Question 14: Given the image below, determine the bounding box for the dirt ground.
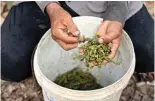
[1,74,154,101]
[1,1,154,101]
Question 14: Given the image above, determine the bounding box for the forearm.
[104,1,128,26]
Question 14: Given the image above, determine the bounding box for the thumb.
[66,18,80,36]
[97,21,109,43]
[99,31,119,44]
[98,21,122,44]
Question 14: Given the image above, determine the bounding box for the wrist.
[114,21,123,28]
[46,2,62,19]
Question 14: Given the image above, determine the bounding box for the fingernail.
[89,62,95,67]
[103,60,108,65]
[78,48,84,53]
[98,38,104,43]
[74,31,80,36]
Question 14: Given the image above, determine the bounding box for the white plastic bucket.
[33,16,135,101]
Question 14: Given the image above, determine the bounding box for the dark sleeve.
[103,1,128,25]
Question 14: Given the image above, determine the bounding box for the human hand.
[97,20,122,64]
[46,3,80,50]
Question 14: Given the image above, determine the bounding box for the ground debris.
[1,78,43,101]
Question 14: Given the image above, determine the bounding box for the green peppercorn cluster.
[54,67,103,90]
[74,34,120,70]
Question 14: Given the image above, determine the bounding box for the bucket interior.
[37,17,133,88]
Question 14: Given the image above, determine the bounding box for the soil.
[1,74,154,101]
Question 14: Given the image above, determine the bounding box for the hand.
[97,20,122,63]
[46,3,80,50]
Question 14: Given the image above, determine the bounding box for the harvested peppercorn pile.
[54,67,103,90]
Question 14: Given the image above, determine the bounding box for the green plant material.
[54,67,103,90]
[74,33,120,70]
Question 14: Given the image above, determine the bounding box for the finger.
[78,35,85,42]
[65,43,78,50]
[55,39,78,51]
[97,21,109,36]
[97,21,109,43]
[66,18,80,36]
[68,33,84,42]
[78,48,84,53]
[89,62,95,67]
[103,38,120,64]
[109,39,120,59]
[53,29,78,44]
[100,30,121,44]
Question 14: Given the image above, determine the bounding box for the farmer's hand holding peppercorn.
[46,3,81,51]
[97,20,122,63]
[46,3,122,61]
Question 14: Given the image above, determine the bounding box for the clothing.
[124,6,154,73]
[1,2,50,82]
[1,2,154,82]
[15,1,143,25]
